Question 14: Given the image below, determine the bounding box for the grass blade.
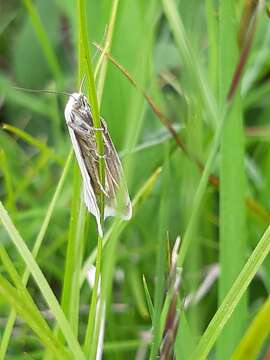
[0,274,71,360]
[77,0,105,356]
[232,297,270,360]
[190,222,270,359]
[0,201,85,360]
[217,1,247,357]
[0,150,73,359]
[162,0,218,126]
[150,148,170,359]
[60,164,85,337]
[22,0,61,81]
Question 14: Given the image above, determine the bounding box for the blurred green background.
[0,0,270,359]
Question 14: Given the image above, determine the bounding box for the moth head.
[70,92,89,110]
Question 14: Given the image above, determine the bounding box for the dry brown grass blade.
[238,0,258,49]
[228,0,259,101]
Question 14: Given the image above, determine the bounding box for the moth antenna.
[79,74,86,93]
[12,86,72,98]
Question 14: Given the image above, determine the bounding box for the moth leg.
[67,122,102,141]
[67,121,90,139]
[104,138,112,156]
[105,160,119,188]
[92,151,107,160]
[99,181,109,197]
[71,110,104,131]
[68,122,109,161]
[86,157,109,198]
[91,163,109,197]
[83,123,104,132]
[77,117,104,132]
[101,119,108,134]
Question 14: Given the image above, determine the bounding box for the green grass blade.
[127,265,148,319]
[2,123,64,166]
[177,106,227,267]
[22,0,61,82]
[217,1,247,357]
[77,0,105,356]
[205,0,218,92]
[150,148,170,359]
[0,274,71,360]
[142,275,154,321]
[96,0,120,102]
[77,0,104,186]
[0,149,15,210]
[190,223,270,360]
[0,150,73,359]
[79,2,121,356]
[0,201,85,360]
[0,245,71,360]
[1,74,49,115]
[162,0,218,126]
[61,164,85,337]
[231,297,270,360]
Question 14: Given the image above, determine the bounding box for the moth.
[64,92,132,236]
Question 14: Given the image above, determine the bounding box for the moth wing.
[102,119,132,220]
[65,105,103,237]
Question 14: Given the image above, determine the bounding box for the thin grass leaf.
[190,222,270,360]
[77,0,105,356]
[205,0,218,92]
[103,339,147,352]
[150,147,170,360]
[162,0,218,127]
[77,0,104,186]
[217,1,247,356]
[177,0,258,267]
[231,297,270,360]
[0,149,14,210]
[0,150,73,360]
[0,75,49,116]
[14,152,50,199]
[95,0,120,102]
[0,244,71,359]
[142,275,154,321]
[22,0,61,81]
[0,201,85,360]
[60,164,85,337]
[2,124,64,166]
[0,274,71,360]
[78,2,121,357]
[127,265,149,319]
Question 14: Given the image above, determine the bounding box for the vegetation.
[0,0,269,359]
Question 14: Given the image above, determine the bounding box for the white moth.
[64,92,132,236]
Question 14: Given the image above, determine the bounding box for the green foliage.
[0,1,270,359]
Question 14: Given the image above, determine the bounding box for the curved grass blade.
[0,186,85,360]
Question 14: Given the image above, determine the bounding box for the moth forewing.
[101,122,132,220]
[64,92,132,236]
[64,94,103,236]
